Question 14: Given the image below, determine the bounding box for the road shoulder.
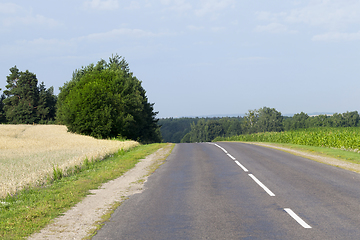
[28,144,174,240]
[243,142,360,174]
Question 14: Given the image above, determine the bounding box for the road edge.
[239,142,360,174]
[27,143,174,240]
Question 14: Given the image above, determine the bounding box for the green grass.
[0,143,168,240]
[255,142,360,164]
[215,127,360,152]
[214,127,360,167]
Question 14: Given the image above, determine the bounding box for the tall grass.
[0,125,138,198]
[215,127,360,152]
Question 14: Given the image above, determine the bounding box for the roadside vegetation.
[214,128,360,164]
[215,127,360,150]
[159,107,360,143]
[0,143,167,239]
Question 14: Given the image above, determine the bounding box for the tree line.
[0,54,161,143]
[159,107,360,143]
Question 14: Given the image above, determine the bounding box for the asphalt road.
[93,142,360,240]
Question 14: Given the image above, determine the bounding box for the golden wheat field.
[0,125,139,198]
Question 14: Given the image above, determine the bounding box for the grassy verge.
[253,142,360,164]
[0,143,167,240]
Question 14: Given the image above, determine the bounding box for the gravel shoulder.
[28,144,174,240]
[246,142,360,174]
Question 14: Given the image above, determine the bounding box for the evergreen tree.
[0,92,5,123]
[3,66,57,124]
[37,83,57,123]
[4,67,39,123]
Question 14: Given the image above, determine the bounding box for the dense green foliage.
[181,117,242,143]
[56,55,161,143]
[283,111,360,130]
[180,107,282,143]
[1,66,57,124]
[242,107,283,133]
[214,127,360,151]
[159,107,360,143]
[158,117,201,143]
[0,93,5,123]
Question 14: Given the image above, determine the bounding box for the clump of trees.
[0,66,57,124]
[180,107,282,143]
[180,118,242,143]
[0,55,162,143]
[283,111,360,129]
[56,54,161,143]
[159,107,360,143]
[158,117,201,143]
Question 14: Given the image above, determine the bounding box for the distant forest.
[158,107,360,143]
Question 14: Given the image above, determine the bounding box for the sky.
[0,0,359,118]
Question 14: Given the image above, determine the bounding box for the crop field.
[215,127,360,152]
[0,125,138,198]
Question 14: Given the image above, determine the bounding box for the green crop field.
[215,127,360,152]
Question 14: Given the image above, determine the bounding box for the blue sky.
[0,0,359,118]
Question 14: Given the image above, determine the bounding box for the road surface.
[93,142,360,239]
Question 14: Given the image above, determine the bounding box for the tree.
[242,109,259,134]
[308,114,329,127]
[329,113,344,127]
[291,112,309,129]
[56,54,161,143]
[37,83,57,123]
[3,66,57,124]
[256,107,283,132]
[343,111,359,127]
[0,91,5,123]
[205,120,225,141]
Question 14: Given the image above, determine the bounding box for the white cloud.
[312,31,360,41]
[83,0,119,10]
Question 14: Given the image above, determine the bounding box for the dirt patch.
[246,142,360,174]
[28,144,173,240]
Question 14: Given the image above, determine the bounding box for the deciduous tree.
[56,54,161,143]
